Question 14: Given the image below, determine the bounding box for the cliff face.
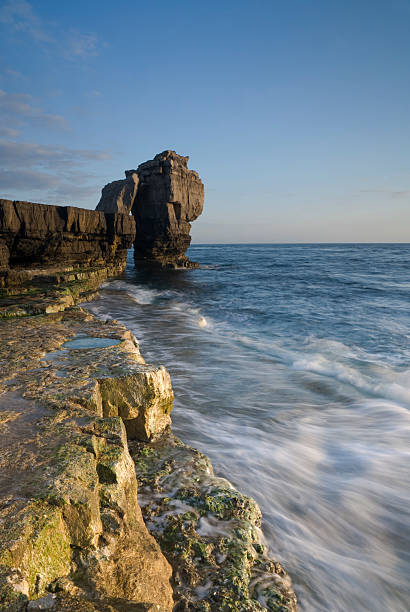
[0,199,136,288]
[96,151,204,268]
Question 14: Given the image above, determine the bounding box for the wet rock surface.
[0,308,174,611]
[131,432,297,612]
[0,264,124,318]
[96,151,204,268]
[0,308,173,440]
[0,294,297,611]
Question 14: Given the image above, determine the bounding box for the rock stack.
[96,151,204,268]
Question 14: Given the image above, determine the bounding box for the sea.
[86,244,410,612]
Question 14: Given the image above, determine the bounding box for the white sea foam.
[101,280,215,331]
[101,280,175,304]
[291,354,410,408]
[197,516,236,537]
[213,328,410,408]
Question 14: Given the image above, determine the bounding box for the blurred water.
[86,244,410,611]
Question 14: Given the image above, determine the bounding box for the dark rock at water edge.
[0,199,136,315]
[96,151,204,268]
[0,199,135,287]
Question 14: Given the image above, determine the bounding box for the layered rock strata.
[96,151,204,268]
[0,199,136,289]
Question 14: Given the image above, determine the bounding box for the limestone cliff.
[0,179,298,611]
[96,151,204,268]
[0,199,136,288]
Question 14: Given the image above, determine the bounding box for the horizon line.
[190,241,410,245]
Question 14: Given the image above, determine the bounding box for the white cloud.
[0,0,53,43]
[0,1,100,58]
[0,140,111,205]
[66,31,99,58]
[0,89,69,131]
[0,127,19,138]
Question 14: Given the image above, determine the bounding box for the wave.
[205,328,410,409]
[101,277,410,409]
[101,280,176,304]
[100,280,214,329]
[291,355,410,408]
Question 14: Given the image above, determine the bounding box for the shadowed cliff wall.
[0,199,135,287]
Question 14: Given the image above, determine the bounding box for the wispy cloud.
[0,89,69,131]
[88,90,103,98]
[0,168,60,191]
[4,68,25,79]
[0,127,20,138]
[0,140,111,205]
[0,0,53,43]
[0,140,110,168]
[66,31,99,58]
[359,189,410,199]
[0,0,100,58]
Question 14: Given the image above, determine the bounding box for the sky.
[0,0,409,243]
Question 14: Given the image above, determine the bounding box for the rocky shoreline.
[0,271,297,611]
[0,151,298,610]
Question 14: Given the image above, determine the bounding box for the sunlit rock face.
[96,173,139,214]
[96,151,204,268]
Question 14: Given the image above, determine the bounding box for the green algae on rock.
[0,263,127,318]
[130,432,297,612]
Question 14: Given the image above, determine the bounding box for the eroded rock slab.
[0,308,173,440]
[0,308,174,611]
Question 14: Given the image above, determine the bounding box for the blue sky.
[0,0,409,242]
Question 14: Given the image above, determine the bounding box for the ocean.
[86,244,410,612]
